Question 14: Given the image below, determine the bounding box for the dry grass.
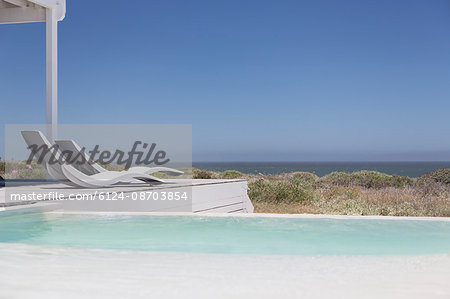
[312,185,450,217]
[252,184,450,217]
[191,168,450,217]
[253,202,318,214]
[247,169,450,217]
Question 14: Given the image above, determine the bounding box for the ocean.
[192,162,450,178]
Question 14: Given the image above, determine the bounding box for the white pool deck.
[0,179,254,214]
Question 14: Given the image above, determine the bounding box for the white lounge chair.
[21,131,169,188]
[54,139,184,177]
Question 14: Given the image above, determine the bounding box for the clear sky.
[1,0,450,161]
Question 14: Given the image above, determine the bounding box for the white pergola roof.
[1,0,66,142]
[0,0,65,24]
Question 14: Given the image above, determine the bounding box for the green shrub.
[220,170,244,179]
[351,171,394,188]
[193,168,214,179]
[97,163,125,172]
[152,172,169,179]
[0,161,5,179]
[390,174,414,188]
[4,160,47,179]
[419,168,450,185]
[319,171,412,189]
[248,178,315,203]
[319,172,354,186]
[290,172,319,184]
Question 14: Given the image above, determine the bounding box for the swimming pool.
[1,213,449,255]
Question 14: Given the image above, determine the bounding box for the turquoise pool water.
[1,213,449,255]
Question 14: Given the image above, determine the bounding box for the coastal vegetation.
[193,168,450,217]
[2,159,449,217]
[0,160,45,180]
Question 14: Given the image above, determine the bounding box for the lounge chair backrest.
[21,130,68,181]
[55,140,106,175]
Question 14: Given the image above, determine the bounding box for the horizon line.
[193,161,450,163]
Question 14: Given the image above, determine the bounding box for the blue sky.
[1,0,450,161]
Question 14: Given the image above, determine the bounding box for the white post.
[46,7,57,142]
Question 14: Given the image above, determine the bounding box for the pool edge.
[44,210,450,221]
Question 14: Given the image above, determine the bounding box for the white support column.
[46,7,57,142]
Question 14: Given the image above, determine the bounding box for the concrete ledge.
[44,211,450,221]
[1,179,254,214]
